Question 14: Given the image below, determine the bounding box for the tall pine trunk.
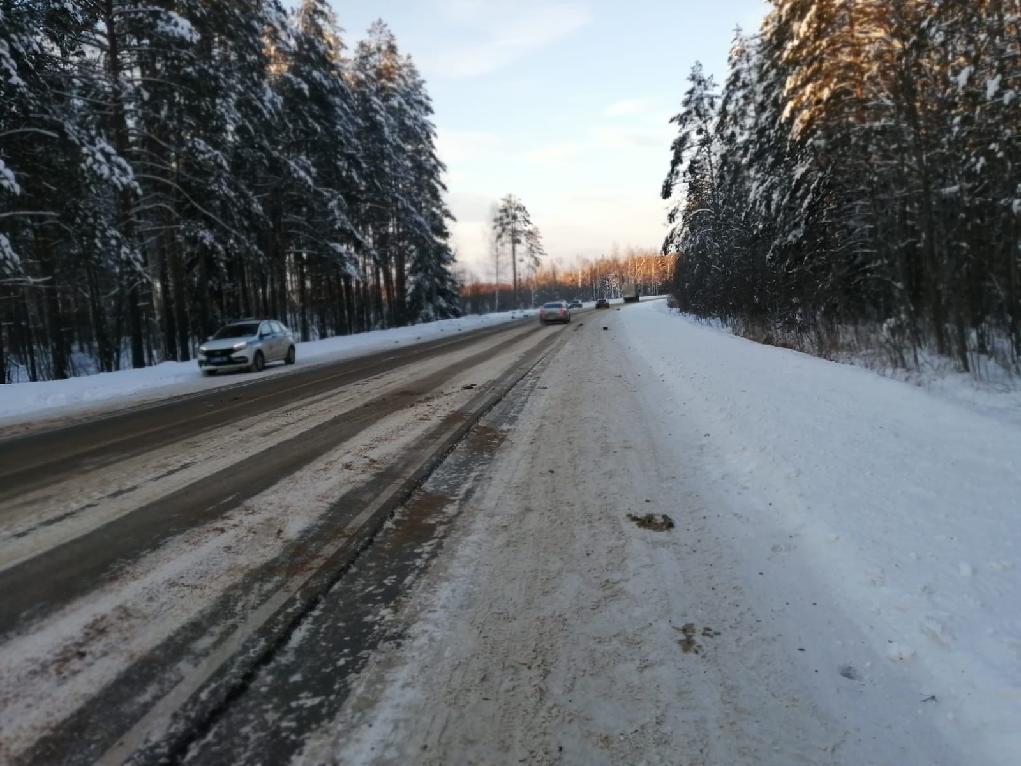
[297,252,310,341]
[171,248,190,361]
[38,234,69,379]
[104,1,145,368]
[394,245,407,326]
[159,244,177,361]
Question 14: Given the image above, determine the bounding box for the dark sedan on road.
[595,298,610,309]
[198,319,296,374]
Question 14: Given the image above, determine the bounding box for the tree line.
[1,0,458,383]
[663,0,1019,375]
[460,249,672,314]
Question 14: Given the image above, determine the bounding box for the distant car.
[595,298,610,309]
[539,301,571,324]
[567,300,583,309]
[198,319,296,375]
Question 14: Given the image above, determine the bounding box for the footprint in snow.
[838,664,860,680]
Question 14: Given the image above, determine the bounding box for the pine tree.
[397,58,460,321]
[493,195,544,308]
[0,0,35,283]
[661,0,1020,375]
[1,2,461,382]
[263,0,363,338]
[661,62,725,316]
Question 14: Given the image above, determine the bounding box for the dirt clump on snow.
[467,424,507,453]
[675,623,720,654]
[677,623,700,654]
[626,512,675,531]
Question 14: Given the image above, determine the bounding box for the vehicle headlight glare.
[232,341,248,351]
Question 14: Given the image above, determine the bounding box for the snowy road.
[294,300,1019,766]
[295,301,1019,766]
[0,317,565,764]
[2,299,1019,765]
[0,318,541,627]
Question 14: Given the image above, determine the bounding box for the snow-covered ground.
[620,301,1021,762]
[301,298,1021,765]
[0,310,535,424]
[687,311,1021,428]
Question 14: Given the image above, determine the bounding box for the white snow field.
[0,309,535,423]
[618,301,1021,762]
[300,299,1021,766]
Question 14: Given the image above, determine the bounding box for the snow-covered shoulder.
[651,300,1021,426]
[0,311,531,426]
[621,299,1021,764]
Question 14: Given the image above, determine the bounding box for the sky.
[330,0,771,278]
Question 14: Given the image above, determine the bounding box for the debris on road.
[675,623,720,655]
[626,512,674,531]
[676,623,701,654]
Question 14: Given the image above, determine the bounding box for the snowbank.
[622,300,1021,763]
[676,308,1021,426]
[0,310,533,423]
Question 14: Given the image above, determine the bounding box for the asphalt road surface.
[0,314,577,765]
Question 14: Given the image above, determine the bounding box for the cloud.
[519,140,587,165]
[437,129,504,164]
[591,124,671,149]
[435,0,486,24]
[518,121,671,167]
[427,2,592,78]
[446,191,496,225]
[604,98,650,117]
[738,0,772,34]
[450,220,493,273]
